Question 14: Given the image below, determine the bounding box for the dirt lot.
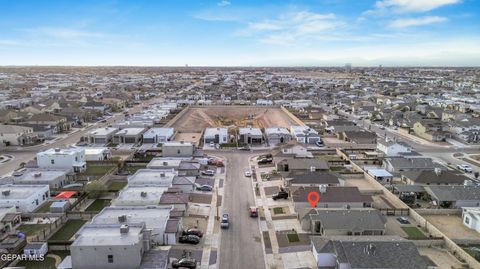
[170,106,299,132]
[418,247,464,268]
[423,215,480,240]
[174,132,202,146]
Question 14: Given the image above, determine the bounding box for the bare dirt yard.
[170,106,299,133]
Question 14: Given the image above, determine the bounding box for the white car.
[209,141,215,147]
[244,170,252,177]
[457,164,473,173]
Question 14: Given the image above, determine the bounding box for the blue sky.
[0,0,478,66]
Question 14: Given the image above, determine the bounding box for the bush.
[84,180,107,198]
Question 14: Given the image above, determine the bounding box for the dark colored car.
[272,191,288,200]
[201,170,215,176]
[182,228,203,238]
[396,217,410,225]
[179,235,201,245]
[172,257,197,269]
[257,158,273,165]
[195,184,213,191]
[221,213,229,229]
[238,146,250,151]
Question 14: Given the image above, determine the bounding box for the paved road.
[0,98,163,176]
[218,152,265,269]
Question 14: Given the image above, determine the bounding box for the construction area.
[170,106,301,133]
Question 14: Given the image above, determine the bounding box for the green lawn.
[35,201,53,213]
[108,181,128,191]
[273,207,284,215]
[125,165,146,174]
[17,224,49,237]
[401,226,427,239]
[287,233,300,243]
[84,165,115,175]
[85,199,110,212]
[48,220,86,241]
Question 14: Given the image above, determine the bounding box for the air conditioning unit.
[120,224,129,234]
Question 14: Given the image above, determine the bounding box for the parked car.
[201,170,215,176]
[182,228,203,238]
[238,146,250,151]
[396,217,410,225]
[457,164,473,173]
[172,257,197,269]
[272,190,288,200]
[249,207,259,217]
[179,234,201,245]
[257,158,272,165]
[208,159,224,167]
[209,141,215,147]
[196,184,213,191]
[244,170,252,177]
[221,213,230,229]
[100,119,107,123]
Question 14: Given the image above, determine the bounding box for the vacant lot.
[424,215,480,240]
[170,106,300,132]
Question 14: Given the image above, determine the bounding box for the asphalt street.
[218,152,266,269]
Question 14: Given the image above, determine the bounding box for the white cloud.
[218,0,231,7]
[389,16,448,28]
[244,11,342,45]
[375,0,461,13]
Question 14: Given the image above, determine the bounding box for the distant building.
[264,127,291,145]
[0,124,35,146]
[37,147,86,172]
[377,139,412,156]
[84,127,118,145]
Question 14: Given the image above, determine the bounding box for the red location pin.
[307,192,320,208]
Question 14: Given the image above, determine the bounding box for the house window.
[107,255,114,263]
[51,159,55,164]
[465,216,470,225]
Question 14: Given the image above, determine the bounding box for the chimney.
[120,224,129,234]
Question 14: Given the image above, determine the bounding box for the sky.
[0,0,479,66]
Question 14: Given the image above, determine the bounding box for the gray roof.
[305,209,386,231]
[311,236,429,269]
[292,186,373,203]
[284,171,340,185]
[402,170,468,185]
[385,157,440,170]
[426,185,480,202]
[279,158,329,170]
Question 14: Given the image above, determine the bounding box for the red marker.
[307,192,320,208]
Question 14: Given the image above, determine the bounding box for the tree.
[84,180,107,198]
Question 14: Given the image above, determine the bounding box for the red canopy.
[55,191,76,199]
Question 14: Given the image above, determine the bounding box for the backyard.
[401,226,427,239]
[85,199,111,212]
[48,219,87,241]
[17,224,49,237]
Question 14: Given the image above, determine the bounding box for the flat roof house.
[162,141,195,157]
[300,208,387,236]
[204,127,228,144]
[0,184,50,212]
[265,127,291,145]
[84,127,118,145]
[290,125,321,144]
[367,169,393,184]
[37,147,86,172]
[112,185,168,206]
[10,169,71,189]
[238,127,263,145]
[70,223,148,269]
[127,169,176,186]
[0,206,21,239]
[462,207,480,233]
[84,147,111,161]
[311,236,431,269]
[113,128,146,144]
[143,128,174,144]
[91,205,177,245]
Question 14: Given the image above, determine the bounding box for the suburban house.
[282,170,341,187]
[462,207,480,233]
[413,120,447,142]
[425,185,480,208]
[238,127,263,145]
[112,185,168,206]
[5,169,71,189]
[264,127,291,145]
[143,128,174,144]
[162,141,195,157]
[310,236,432,269]
[90,205,179,245]
[37,147,86,172]
[84,147,111,161]
[23,113,70,133]
[402,168,468,185]
[70,223,148,269]
[338,130,377,144]
[300,208,387,236]
[383,157,441,173]
[127,169,176,186]
[203,127,228,145]
[0,206,21,239]
[276,158,329,172]
[84,127,118,145]
[291,186,373,210]
[0,184,50,212]
[0,124,36,146]
[367,169,394,184]
[377,139,412,156]
[290,125,321,144]
[113,128,146,144]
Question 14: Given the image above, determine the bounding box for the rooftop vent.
[163,162,168,166]
[160,173,165,177]
[33,172,42,178]
[118,215,127,223]
[364,243,376,256]
[140,191,147,197]
[120,224,129,234]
